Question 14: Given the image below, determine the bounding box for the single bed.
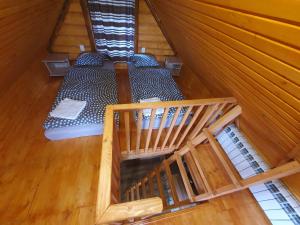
[44,58,118,140]
[128,60,187,129]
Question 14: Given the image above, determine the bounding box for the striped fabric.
[88,0,135,62]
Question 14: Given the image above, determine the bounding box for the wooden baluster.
[164,160,179,206]
[204,129,241,187]
[130,187,135,201]
[124,111,131,153]
[161,107,182,151]
[148,174,154,197]
[169,106,193,150]
[205,103,227,126]
[142,178,147,198]
[145,109,157,152]
[153,107,170,151]
[155,167,167,208]
[176,105,204,149]
[136,183,141,200]
[175,153,194,201]
[136,110,143,153]
[189,104,219,139]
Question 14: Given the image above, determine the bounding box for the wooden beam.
[241,161,300,187]
[175,153,194,201]
[134,0,139,53]
[194,161,300,202]
[136,110,143,153]
[204,128,241,187]
[122,146,175,160]
[124,112,131,153]
[80,0,96,51]
[164,160,180,205]
[169,106,193,149]
[95,106,114,221]
[161,107,182,150]
[97,198,163,224]
[155,168,167,208]
[176,105,204,148]
[145,109,157,151]
[48,0,72,52]
[153,107,170,151]
[112,98,237,111]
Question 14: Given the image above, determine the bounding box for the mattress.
[44,61,118,140]
[128,63,187,129]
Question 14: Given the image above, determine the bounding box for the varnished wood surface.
[0,0,64,97]
[0,55,101,224]
[148,0,300,198]
[51,0,92,59]
[137,0,174,62]
[0,56,269,224]
[135,145,270,225]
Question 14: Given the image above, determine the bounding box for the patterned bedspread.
[128,64,185,118]
[44,66,118,130]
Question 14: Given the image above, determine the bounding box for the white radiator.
[217,124,300,225]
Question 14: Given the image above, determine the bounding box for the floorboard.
[0,54,270,224]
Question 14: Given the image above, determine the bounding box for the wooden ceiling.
[49,0,174,61]
[147,0,300,196]
[0,0,64,96]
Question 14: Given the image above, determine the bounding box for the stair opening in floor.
[95,98,300,224]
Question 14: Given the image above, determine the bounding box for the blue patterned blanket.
[44,66,118,129]
[128,64,185,119]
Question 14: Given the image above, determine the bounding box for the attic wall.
[51,0,174,62]
[137,0,174,62]
[51,0,92,60]
[148,0,300,167]
[0,0,64,97]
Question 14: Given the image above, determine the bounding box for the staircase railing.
[96,97,300,224]
[117,98,237,160]
[95,97,238,224]
[124,106,300,215]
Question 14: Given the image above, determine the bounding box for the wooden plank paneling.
[137,0,174,62]
[148,0,300,193]
[0,0,64,97]
[51,0,91,59]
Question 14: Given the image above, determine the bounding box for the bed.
[44,53,118,140]
[128,54,187,129]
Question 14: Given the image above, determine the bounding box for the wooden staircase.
[124,125,300,214]
[95,98,300,224]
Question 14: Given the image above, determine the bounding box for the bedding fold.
[50,98,86,120]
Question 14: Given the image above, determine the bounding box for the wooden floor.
[0,55,270,225]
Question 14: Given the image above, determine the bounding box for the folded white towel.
[139,97,164,117]
[50,98,87,120]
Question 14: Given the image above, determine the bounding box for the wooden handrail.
[95,98,238,224]
[97,198,163,224]
[111,97,237,111]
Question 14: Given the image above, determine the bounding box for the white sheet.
[139,97,164,117]
[50,98,86,120]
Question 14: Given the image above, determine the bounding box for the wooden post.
[124,111,131,153]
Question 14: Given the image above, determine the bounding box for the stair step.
[175,153,194,201]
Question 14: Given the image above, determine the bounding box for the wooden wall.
[137,0,174,62]
[147,0,300,168]
[51,0,92,60]
[0,0,64,97]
